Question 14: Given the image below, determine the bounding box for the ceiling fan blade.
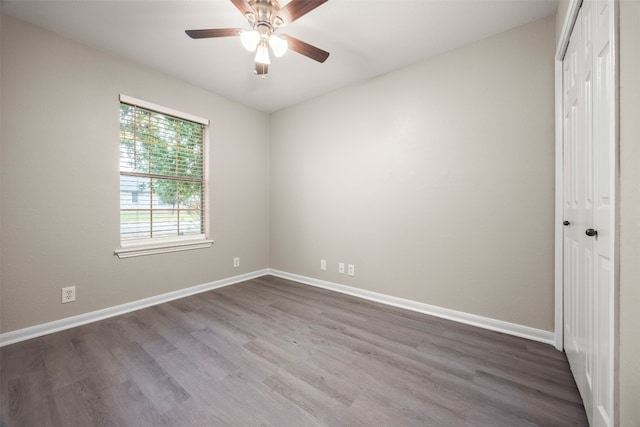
[277,0,328,25]
[283,35,330,63]
[230,0,254,16]
[185,28,243,39]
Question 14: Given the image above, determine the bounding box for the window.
[115,95,212,258]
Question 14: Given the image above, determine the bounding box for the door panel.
[592,1,613,425]
[563,5,587,401]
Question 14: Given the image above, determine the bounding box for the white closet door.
[562,1,614,426]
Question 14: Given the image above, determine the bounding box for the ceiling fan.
[186,0,330,76]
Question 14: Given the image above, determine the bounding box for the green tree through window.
[119,102,206,242]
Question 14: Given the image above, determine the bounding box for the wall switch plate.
[233,257,240,268]
[338,263,345,274]
[320,259,327,271]
[348,264,355,277]
[62,286,76,303]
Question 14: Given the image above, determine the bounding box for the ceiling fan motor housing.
[248,0,284,31]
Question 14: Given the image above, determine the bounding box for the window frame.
[115,94,213,259]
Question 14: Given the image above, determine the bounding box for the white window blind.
[118,97,208,248]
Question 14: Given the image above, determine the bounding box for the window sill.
[115,238,214,259]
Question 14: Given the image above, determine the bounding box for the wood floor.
[0,275,587,426]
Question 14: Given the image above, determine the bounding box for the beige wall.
[270,16,556,331]
[0,14,270,333]
[619,1,640,425]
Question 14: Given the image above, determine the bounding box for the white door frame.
[554,0,618,423]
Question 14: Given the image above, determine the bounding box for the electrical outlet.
[348,264,355,277]
[233,257,240,268]
[338,262,345,274]
[320,259,327,271]
[61,286,76,303]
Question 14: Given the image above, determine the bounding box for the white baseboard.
[0,269,269,347]
[1,268,554,348]
[268,269,555,346]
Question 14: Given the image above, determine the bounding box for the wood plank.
[110,342,190,413]
[7,371,63,427]
[41,332,86,391]
[70,333,130,391]
[54,379,123,427]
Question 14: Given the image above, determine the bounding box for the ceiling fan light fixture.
[255,41,271,65]
[269,34,288,57]
[240,29,260,51]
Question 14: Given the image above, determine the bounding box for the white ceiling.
[1,0,557,112]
